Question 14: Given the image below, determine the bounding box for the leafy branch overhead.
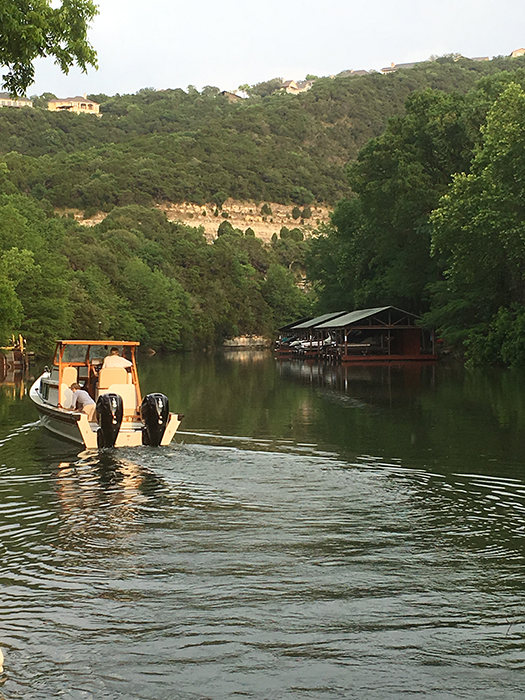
[0,0,98,95]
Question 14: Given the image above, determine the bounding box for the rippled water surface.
[1,353,525,699]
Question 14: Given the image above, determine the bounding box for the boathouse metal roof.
[290,311,348,330]
[315,306,419,329]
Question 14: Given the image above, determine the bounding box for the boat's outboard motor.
[96,393,123,447]
[141,393,169,446]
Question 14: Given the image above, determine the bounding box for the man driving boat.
[102,347,132,369]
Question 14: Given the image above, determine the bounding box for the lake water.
[1,351,525,699]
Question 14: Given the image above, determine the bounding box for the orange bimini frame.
[53,340,142,408]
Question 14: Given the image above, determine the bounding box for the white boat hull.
[30,376,181,448]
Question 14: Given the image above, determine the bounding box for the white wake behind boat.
[30,340,183,448]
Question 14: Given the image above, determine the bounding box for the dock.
[276,307,438,363]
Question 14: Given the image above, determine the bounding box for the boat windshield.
[61,344,90,364]
[59,344,133,365]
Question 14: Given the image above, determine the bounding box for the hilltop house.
[220,91,243,103]
[511,48,525,57]
[381,61,418,74]
[48,95,100,115]
[382,54,491,74]
[282,80,300,94]
[0,93,33,108]
[282,80,315,94]
[337,69,369,78]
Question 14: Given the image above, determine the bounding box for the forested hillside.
[2,54,525,359]
[0,195,311,354]
[1,55,524,211]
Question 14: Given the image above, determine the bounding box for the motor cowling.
[96,393,123,448]
[141,393,169,446]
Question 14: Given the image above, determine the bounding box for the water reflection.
[0,352,25,396]
[279,358,436,401]
[55,454,151,539]
[1,354,525,697]
[5,355,525,480]
[272,359,525,478]
[222,348,272,363]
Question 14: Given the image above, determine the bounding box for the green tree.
[0,259,22,343]
[241,78,283,98]
[217,220,238,236]
[307,88,474,314]
[0,0,98,94]
[211,191,228,209]
[118,259,192,350]
[261,264,311,326]
[31,91,57,108]
[427,82,525,364]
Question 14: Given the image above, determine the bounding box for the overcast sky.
[28,0,525,97]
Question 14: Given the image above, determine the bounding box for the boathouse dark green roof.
[290,311,347,330]
[315,306,420,329]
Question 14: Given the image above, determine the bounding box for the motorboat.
[30,340,183,448]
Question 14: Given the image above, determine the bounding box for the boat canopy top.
[55,340,140,346]
[52,340,140,366]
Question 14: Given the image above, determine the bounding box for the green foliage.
[212,191,228,209]
[0,192,312,353]
[271,229,309,274]
[261,264,312,326]
[4,58,525,359]
[30,91,57,109]
[217,220,236,236]
[292,206,301,220]
[307,86,480,313]
[464,306,525,367]
[4,57,524,210]
[291,187,315,205]
[0,258,23,343]
[241,78,283,98]
[305,66,525,365]
[425,81,525,362]
[281,226,304,242]
[0,0,98,94]
[261,203,272,216]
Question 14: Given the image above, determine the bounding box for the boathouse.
[314,306,436,362]
[275,317,312,353]
[277,312,348,356]
[290,312,347,341]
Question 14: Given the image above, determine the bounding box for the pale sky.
[27,0,525,97]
